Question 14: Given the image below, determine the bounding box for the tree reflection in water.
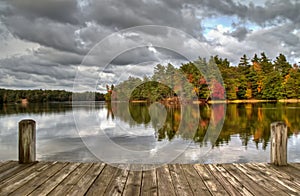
[111,102,300,149]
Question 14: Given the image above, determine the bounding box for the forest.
[0,89,105,103]
[112,53,300,102]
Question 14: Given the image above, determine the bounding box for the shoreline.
[129,99,300,104]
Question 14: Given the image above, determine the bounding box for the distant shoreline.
[200,99,300,104]
[129,99,300,104]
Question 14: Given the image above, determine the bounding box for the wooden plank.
[270,164,300,179]
[29,162,81,196]
[0,161,9,168]
[48,163,93,195]
[156,164,176,196]
[66,163,105,195]
[237,163,290,196]
[0,161,14,170]
[0,162,52,195]
[85,164,118,196]
[212,164,253,196]
[264,163,300,181]
[249,163,300,193]
[9,162,67,196]
[123,165,143,196]
[289,163,300,171]
[194,164,229,196]
[168,164,193,196]
[141,166,157,196]
[181,164,211,196]
[0,162,34,182]
[221,164,269,196]
[104,167,129,195]
[205,164,242,196]
[246,163,300,192]
[0,161,19,176]
[0,162,50,187]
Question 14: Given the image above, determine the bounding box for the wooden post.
[270,122,287,166]
[19,119,36,164]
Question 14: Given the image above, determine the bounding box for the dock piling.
[19,119,36,164]
[270,122,287,166]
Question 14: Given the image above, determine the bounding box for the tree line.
[0,89,105,103]
[112,52,300,101]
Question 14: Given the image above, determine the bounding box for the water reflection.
[111,102,300,149]
[0,102,299,163]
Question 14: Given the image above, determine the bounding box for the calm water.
[0,102,299,163]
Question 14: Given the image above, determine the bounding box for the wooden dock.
[0,161,299,196]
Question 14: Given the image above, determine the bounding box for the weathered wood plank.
[9,162,67,196]
[85,164,118,196]
[0,162,52,194]
[29,162,81,196]
[168,164,193,196]
[66,163,105,196]
[0,161,19,176]
[290,163,300,171]
[141,166,157,196]
[249,163,300,193]
[0,161,10,168]
[212,164,253,196]
[123,166,143,196]
[205,164,242,196]
[156,164,176,196]
[104,166,129,195]
[270,164,300,180]
[262,163,300,182]
[194,164,229,196]
[0,161,14,170]
[48,163,93,195]
[0,162,34,182]
[221,164,269,196]
[181,164,211,196]
[238,163,290,196]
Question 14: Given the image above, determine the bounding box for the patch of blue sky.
[201,15,260,36]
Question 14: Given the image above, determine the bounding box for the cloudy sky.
[0,0,300,91]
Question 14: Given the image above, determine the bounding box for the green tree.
[274,53,291,77]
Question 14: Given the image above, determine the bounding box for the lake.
[0,102,299,164]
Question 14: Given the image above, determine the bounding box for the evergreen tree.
[274,53,291,77]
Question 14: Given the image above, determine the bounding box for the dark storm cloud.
[3,16,84,54]
[228,27,250,41]
[248,0,300,25]
[2,0,204,49]
[110,47,186,66]
[87,0,201,36]
[4,0,80,25]
[35,48,84,66]
[0,66,75,89]
[0,54,77,80]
